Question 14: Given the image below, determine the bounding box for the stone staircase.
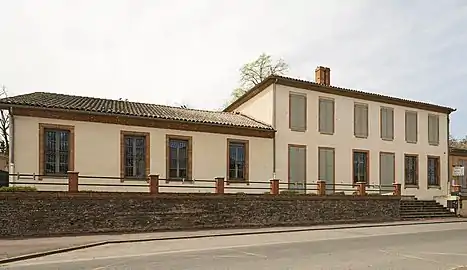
[400,199,457,220]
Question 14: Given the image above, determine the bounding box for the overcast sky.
[0,0,466,137]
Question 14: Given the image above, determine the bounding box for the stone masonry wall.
[0,192,401,238]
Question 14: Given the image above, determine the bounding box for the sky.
[0,0,466,137]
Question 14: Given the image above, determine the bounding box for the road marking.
[235,250,268,258]
[379,249,444,264]
[421,252,467,257]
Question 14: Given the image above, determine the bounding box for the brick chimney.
[315,66,331,86]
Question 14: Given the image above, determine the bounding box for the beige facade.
[10,115,274,193]
[231,68,453,200]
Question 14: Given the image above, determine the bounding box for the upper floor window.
[405,111,418,143]
[353,150,369,184]
[354,103,368,138]
[228,140,249,181]
[289,93,307,131]
[123,135,147,178]
[380,107,394,140]
[44,129,70,175]
[319,98,334,134]
[168,136,192,180]
[428,114,439,145]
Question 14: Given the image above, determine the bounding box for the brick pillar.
[270,179,279,195]
[356,182,366,196]
[149,175,159,194]
[393,183,402,196]
[67,171,79,193]
[215,177,225,194]
[317,180,326,196]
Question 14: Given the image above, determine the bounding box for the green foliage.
[279,190,299,195]
[450,135,467,149]
[0,186,37,192]
[225,53,289,107]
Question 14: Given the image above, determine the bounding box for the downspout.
[8,107,15,176]
[272,79,278,178]
[447,113,451,197]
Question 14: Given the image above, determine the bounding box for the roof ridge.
[33,91,235,115]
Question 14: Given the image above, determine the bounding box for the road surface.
[2,222,467,270]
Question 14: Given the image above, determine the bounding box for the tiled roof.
[0,92,274,130]
[225,75,456,114]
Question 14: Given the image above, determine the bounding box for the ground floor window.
[404,154,418,186]
[427,156,440,186]
[228,140,248,181]
[353,150,369,184]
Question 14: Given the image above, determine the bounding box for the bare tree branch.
[0,85,9,155]
[226,53,289,107]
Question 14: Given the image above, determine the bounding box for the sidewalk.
[1,218,466,264]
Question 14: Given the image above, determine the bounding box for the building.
[449,147,467,189]
[0,93,274,192]
[0,66,456,199]
[225,67,455,200]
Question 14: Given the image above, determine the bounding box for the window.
[123,135,146,178]
[380,107,394,140]
[289,145,306,193]
[380,152,395,186]
[319,98,334,134]
[44,129,70,175]
[353,150,369,184]
[458,160,467,188]
[318,147,334,193]
[167,136,192,180]
[405,111,418,143]
[354,103,368,138]
[289,93,307,131]
[404,154,418,186]
[228,139,249,181]
[428,114,439,145]
[427,156,440,186]
[120,131,149,180]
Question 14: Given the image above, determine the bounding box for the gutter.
[8,107,14,173]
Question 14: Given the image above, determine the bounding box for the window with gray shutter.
[428,114,439,145]
[405,111,418,143]
[289,145,306,193]
[354,103,368,138]
[319,98,334,134]
[380,107,394,140]
[289,93,307,131]
[318,147,334,194]
[380,152,395,187]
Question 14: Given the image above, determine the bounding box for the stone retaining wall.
[0,192,401,238]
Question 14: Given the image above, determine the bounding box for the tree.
[450,135,467,149]
[228,53,289,102]
[0,85,8,155]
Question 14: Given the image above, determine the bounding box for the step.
[400,207,449,211]
[401,213,457,218]
[401,201,440,205]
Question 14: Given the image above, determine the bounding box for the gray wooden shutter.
[428,114,439,145]
[319,148,334,194]
[381,107,394,140]
[354,104,368,137]
[405,111,417,143]
[380,153,395,186]
[289,146,306,192]
[319,99,334,134]
[290,94,307,131]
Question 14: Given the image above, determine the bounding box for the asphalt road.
[2,222,467,270]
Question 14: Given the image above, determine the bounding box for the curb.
[1,219,466,265]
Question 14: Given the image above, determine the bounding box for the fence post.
[393,183,402,196]
[67,171,79,193]
[270,179,279,195]
[215,177,225,194]
[356,182,366,196]
[149,175,159,194]
[317,180,326,196]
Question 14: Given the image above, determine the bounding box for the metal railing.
[5,172,403,196]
